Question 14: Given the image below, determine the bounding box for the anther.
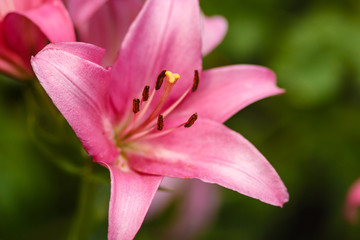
[192,70,199,92]
[142,85,150,101]
[157,114,164,130]
[156,69,166,90]
[133,98,140,113]
[184,113,198,128]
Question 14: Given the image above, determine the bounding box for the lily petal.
[0,57,29,79]
[3,0,75,43]
[345,178,360,223]
[165,180,219,239]
[3,13,48,69]
[175,65,284,123]
[0,21,32,78]
[129,119,289,207]
[104,162,162,240]
[31,42,118,163]
[147,178,219,239]
[147,177,184,217]
[44,42,107,65]
[75,0,143,66]
[0,0,44,18]
[65,0,108,26]
[202,15,228,56]
[111,0,202,113]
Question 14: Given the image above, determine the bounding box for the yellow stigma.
[165,71,180,84]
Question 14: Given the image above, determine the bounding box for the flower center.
[115,69,199,146]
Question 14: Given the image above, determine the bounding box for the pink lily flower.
[344,178,360,223]
[0,0,75,80]
[64,0,227,66]
[31,0,289,239]
[65,3,226,235]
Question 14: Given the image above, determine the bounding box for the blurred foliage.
[1,0,360,239]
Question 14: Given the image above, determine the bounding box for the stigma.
[165,71,180,84]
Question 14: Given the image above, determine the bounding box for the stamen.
[142,85,150,101]
[135,89,156,124]
[156,69,166,90]
[140,126,179,140]
[121,88,156,138]
[119,68,203,145]
[138,119,192,141]
[184,113,198,128]
[157,114,164,130]
[128,113,198,142]
[131,71,181,133]
[160,88,190,118]
[133,98,140,113]
[192,70,199,92]
[122,126,155,143]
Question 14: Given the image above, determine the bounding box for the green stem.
[68,162,97,240]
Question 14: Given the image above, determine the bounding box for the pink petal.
[3,13,48,69]
[31,42,118,163]
[22,0,75,42]
[147,178,219,239]
[64,0,108,25]
[165,180,219,239]
[44,42,107,65]
[0,57,30,79]
[345,178,360,223]
[1,0,75,74]
[0,0,44,18]
[175,65,284,123]
[129,119,289,207]
[75,0,143,66]
[0,0,15,18]
[111,0,202,114]
[3,0,75,43]
[0,21,32,78]
[147,177,184,217]
[104,162,162,240]
[202,15,228,56]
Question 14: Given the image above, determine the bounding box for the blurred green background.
[1,0,360,239]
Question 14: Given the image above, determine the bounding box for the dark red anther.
[142,85,150,101]
[133,98,140,113]
[184,113,198,128]
[192,70,199,92]
[156,69,166,90]
[157,114,164,130]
